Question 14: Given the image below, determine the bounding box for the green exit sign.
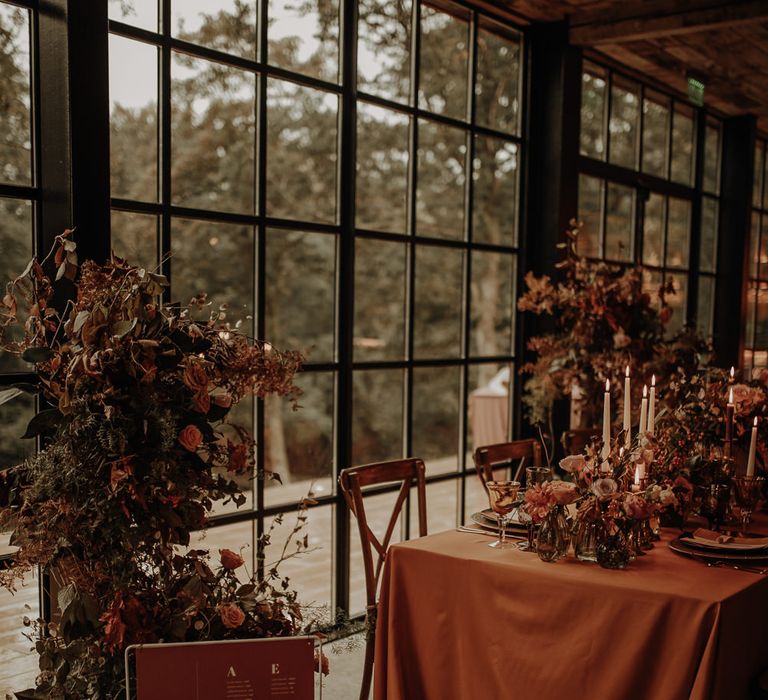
[687,76,705,107]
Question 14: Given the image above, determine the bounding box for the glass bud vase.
[537,510,568,563]
[573,519,600,562]
[596,523,630,570]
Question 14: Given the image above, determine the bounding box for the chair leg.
[359,629,375,700]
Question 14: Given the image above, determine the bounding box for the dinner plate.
[669,537,768,564]
[471,511,527,532]
[476,508,526,526]
[682,535,768,552]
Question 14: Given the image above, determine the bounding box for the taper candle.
[725,387,735,459]
[601,379,611,472]
[747,417,758,478]
[648,375,656,436]
[623,366,631,447]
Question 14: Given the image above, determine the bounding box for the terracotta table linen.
[374,528,768,700]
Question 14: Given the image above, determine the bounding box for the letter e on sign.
[272,663,280,675]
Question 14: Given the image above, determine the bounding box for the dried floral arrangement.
[650,367,768,485]
[518,221,708,430]
[0,230,317,698]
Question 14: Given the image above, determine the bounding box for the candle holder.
[734,476,765,534]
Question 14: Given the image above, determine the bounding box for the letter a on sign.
[226,667,237,678]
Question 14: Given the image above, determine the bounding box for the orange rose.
[219,603,246,629]
[192,390,210,414]
[183,362,209,392]
[228,442,249,473]
[212,393,233,408]
[178,425,203,452]
[220,548,244,570]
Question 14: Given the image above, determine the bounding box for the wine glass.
[486,480,521,549]
[699,483,731,532]
[734,476,765,534]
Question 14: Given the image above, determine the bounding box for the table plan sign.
[127,636,316,700]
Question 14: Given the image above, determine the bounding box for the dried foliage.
[518,221,709,429]
[0,231,314,698]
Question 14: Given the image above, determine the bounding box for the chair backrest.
[473,439,542,492]
[338,458,427,612]
[561,428,601,457]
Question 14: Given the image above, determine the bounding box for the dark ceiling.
[496,0,768,132]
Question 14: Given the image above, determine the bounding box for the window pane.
[609,77,639,170]
[577,174,602,257]
[412,365,460,474]
[109,0,157,32]
[110,210,158,271]
[352,369,404,465]
[0,197,33,373]
[757,285,768,350]
[754,143,764,209]
[703,122,720,194]
[760,216,768,281]
[699,197,718,273]
[671,105,695,185]
[470,251,514,357]
[188,521,255,584]
[413,245,463,358]
[171,218,254,335]
[356,103,409,233]
[0,570,38,695]
[268,0,339,82]
[642,192,664,267]
[468,362,511,451]
[745,281,757,349]
[264,372,335,507]
[641,92,669,178]
[110,36,158,202]
[418,0,470,120]
[666,273,687,334]
[416,120,466,239]
[696,276,715,338]
[266,229,335,362]
[172,1,257,60]
[171,53,256,214]
[357,0,411,103]
[475,18,521,135]
[354,238,406,361]
[642,269,663,310]
[264,504,333,609]
[666,197,690,269]
[580,64,606,160]
[749,214,760,279]
[267,79,339,224]
[0,5,32,186]
[605,182,634,262]
[472,136,518,246]
[0,394,34,469]
[410,479,458,534]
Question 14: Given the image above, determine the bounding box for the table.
[374,527,768,700]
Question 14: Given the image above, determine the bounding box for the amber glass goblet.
[734,476,765,534]
[486,480,521,549]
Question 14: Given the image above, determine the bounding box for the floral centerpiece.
[0,231,316,698]
[518,221,708,431]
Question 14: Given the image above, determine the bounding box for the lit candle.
[725,386,735,459]
[639,384,648,436]
[730,366,735,383]
[747,417,758,478]
[623,366,631,447]
[602,379,611,472]
[634,463,641,489]
[647,375,656,436]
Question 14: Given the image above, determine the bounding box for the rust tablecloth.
[374,528,768,700]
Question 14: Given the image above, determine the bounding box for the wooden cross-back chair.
[338,458,427,700]
[473,439,542,494]
[561,428,601,457]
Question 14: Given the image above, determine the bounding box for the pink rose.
[219,548,244,570]
[623,493,648,519]
[523,483,556,523]
[549,480,579,506]
[590,478,618,500]
[559,455,586,474]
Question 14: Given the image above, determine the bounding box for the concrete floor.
[321,633,370,700]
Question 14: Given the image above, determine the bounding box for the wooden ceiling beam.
[570,1,768,46]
